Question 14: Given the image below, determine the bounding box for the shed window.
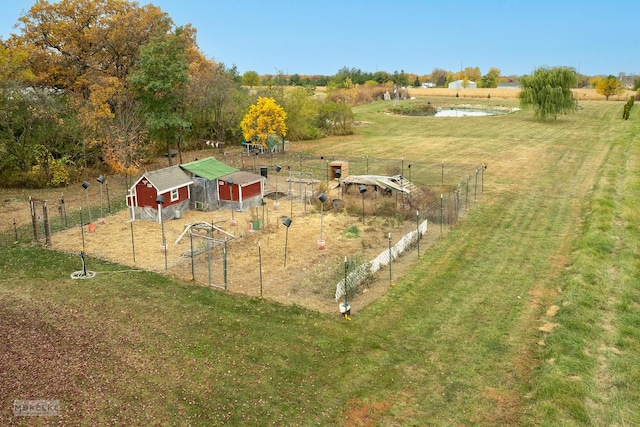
[171,189,179,202]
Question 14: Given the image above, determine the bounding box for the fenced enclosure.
[0,150,485,311]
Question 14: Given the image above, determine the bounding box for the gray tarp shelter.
[180,157,238,211]
[340,174,415,195]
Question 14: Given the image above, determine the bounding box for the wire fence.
[0,173,132,249]
[220,149,479,189]
[181,152,486,303]
[335,219,429,301]
[1,152,486,307]
[0,199,129,249]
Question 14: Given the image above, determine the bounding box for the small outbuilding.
[127,165,194,222]
[329,160,349,180]
[180,157,238,211]
[217,170,266,212]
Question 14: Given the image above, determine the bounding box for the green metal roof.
[180,157,238,181]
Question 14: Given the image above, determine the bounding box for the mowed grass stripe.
[357,162,595,423]
[527,111,640,425]
[344,102,619,423]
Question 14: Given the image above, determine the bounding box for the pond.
[434,108,499,117]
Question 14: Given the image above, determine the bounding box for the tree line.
[0,0,357,188]
[244,66,505,90]
[1,1,634,188]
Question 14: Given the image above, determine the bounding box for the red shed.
[217,170,266,212]
[127,165,194,222]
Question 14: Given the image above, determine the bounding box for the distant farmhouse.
[620,75,637,90]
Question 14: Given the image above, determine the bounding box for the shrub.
[49,157,72,187]
[344,225,360,238]
[388,103,436,116]
[623,96,634,120]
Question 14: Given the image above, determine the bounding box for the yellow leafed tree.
[241,97,287,149]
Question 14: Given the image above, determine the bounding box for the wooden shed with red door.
[217,170,266,212]
[126,165,194,222]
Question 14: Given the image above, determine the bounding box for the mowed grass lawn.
[1,98,639,425]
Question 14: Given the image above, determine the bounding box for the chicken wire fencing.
[186,232,228,290]
[1,155,486,309]
[335,218,428,301]
[223,150,484,190]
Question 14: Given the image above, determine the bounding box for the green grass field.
[1,97,639,425]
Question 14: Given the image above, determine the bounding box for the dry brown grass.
[407,87,637,101]
[48,183,430,314]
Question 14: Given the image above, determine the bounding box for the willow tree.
[241,97,287,150]
[518,66,578,120]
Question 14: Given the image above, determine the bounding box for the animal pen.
[189,233,228,290]
[2,152,487,314]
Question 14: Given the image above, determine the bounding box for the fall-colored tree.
[0,43,34,85]
[444,72,456,86]
[0,43,84,185]
[596,75,625,100]
[589,76,602,88]
[185,61,246,142]
[10,0,178,173]
[465,67,481,83]
[453,67,481,84]
[328,77,359,105]
[101,93,148,177]
[480,68,501,88]
[14,0,171,96]
[241,97,287,149]
[430,68,449,87]
[242,70,261,87]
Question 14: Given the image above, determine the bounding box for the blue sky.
[2,0,638,77]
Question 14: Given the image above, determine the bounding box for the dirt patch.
[546,305,560,317]
[538,323,560,333]
[481,387,522,425]
[342,398,393,427]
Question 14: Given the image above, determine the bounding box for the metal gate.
[188,232,228,290]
